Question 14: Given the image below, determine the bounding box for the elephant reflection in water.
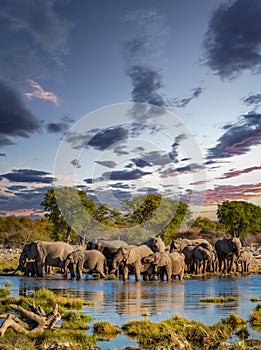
[115,282,185,316]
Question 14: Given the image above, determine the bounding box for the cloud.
[131,158,152,168]
[88,126,129,151]
[218,166,261,180]
[70,159,81,168]
[0,80,41,146]
[172,87,203,108]
[203,0,261,78]
[25,80,59,105]
[1,169,55,183]
[46,117,73,134]
[0,186,51,211]
[123,9,168,123]
[204,183,261,205]
[103,169,151,181]
[95,161,117,168]
[127,65,165,107]
[243,93,261,107]
[1,0,72,62]
[207,112,261,159]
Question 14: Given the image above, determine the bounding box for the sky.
[0,0,260,221]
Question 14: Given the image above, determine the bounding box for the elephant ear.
[158,253,169,266]
[125,248,135,264]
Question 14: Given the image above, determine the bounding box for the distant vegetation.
[0,187,260,248]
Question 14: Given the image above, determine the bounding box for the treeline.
[0,187,260,248]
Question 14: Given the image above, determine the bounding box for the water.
[1,274,261,348]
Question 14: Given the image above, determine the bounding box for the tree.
[41,187,97,243]
[192,216,217,232]
[122,194,192,245]
[217,200,261,239]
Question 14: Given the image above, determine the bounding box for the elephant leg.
[179,268,184,280]
[165,265,171,281]
[123,266,129,281]
[36,263,43,277]
[134,264,141,281]
[97,265,106,278]
[76,263,82,280]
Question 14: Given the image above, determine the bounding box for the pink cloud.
[25,80,59,105]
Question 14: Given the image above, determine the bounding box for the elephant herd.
[16,236,254,281]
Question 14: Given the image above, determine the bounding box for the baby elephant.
[22,261,38,277]
[64,249,107,280]
[143,252,185,281]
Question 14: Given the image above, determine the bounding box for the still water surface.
[1,274,261,348]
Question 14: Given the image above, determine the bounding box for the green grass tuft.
[0,287,11,298]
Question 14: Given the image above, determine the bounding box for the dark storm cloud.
[111,182,130,189]
[66,126,130,152]
[0,80,41,146]
[172,87,203,108]
[243,93,261,107]
[207,112,261,159]
[127,65,165,107]
[6,185,27,191]
[46,116,73,134]
[84,178,93,184]
[203,0,261,78]
[88,126,129,151]
[1,0,72,61]
[1,169,55,183]
[169,134,188,162]
[131,158,152,168]
[103,169,151,181]
[95,161,117,168]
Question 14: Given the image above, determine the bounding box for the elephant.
[64,249,107,280]
[237,248,253,273]
[22,261,38,277]
[215,237,242,273]
[111,244,153,281]
[142,236,165,253]
[86,239,128,260]
[18,241,75,276]
[170,238,212,253]
[193,245,215,274]
[143,252,185,281]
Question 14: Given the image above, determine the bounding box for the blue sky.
[0,0,260,219]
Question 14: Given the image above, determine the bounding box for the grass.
[93,321,119,335]
[200,295,236,303]
[0,288,94,314]
[0,287,10,298]
[4,280,12,287]
[250,303,261,326]
[121,312,247,349]
[0,255,20,274]
[93,321,120,341]
[250,297,261,302]
[61,311,92,330]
